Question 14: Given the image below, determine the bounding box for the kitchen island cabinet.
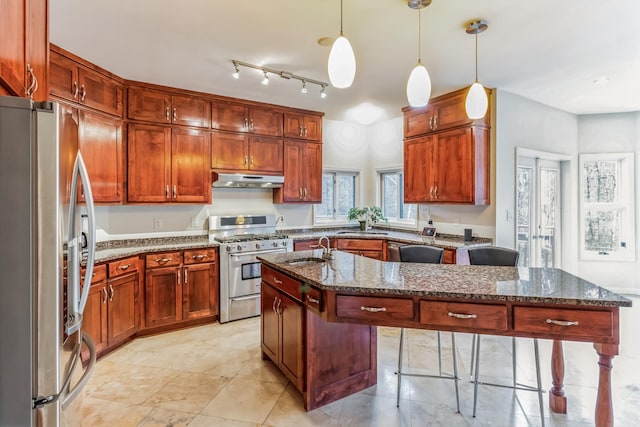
[258,250,631,426]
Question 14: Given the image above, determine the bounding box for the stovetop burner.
[213,233,289,244]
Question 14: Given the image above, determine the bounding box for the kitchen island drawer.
[145,252,181,268]
[305,286,322,313]
[513,307,614,339]
[183,248,217,265]
[336,295,413,322]
[337,239,384,251]
[109,256,139,277]
[262,265,302,302]
[419,301,507,331]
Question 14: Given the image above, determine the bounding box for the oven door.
[228,249,285,298]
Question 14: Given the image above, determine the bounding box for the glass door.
[516,157,562,268]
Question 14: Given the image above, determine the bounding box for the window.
[579,153,635,261]
[314,171,358,223]
[379,170,416,226]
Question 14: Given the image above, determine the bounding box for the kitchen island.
[258,249,632,427]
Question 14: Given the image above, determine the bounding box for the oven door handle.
[230,294,261,302]
[229,249,287,260]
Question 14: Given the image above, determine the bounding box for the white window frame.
[377,168,417,229]
[579,153,635,261]
[313,170,360,225]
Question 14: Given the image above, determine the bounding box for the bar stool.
[396,245,460,412]
[467,246,544,425]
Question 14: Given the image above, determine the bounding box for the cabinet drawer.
[513,307,614,339]
[337,239,384,251]
[305,286,322,313]
[420,301,508,331]
[262,266,302,302]
[145,252,181,268]
[183,248,217,265]
[108,256,139,278]
[337,295,414,322]
[82,264,107,284]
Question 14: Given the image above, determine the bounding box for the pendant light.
[328,0,356,88]
[406,1,432,107]
[465,19,489,119]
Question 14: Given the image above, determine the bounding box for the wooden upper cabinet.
[274,140,321,203]
[402,87,490,138]
[50,47,123,116]
[127,87,210,128]
[0,0,48,101]
[171,128,211,203]
[78,109,123,203]
[284,113,322,141]
[249,136,283,174]
[127,123,172,203]
[404,135,434,203]
[211,132,283,174]
[212,101,283,136]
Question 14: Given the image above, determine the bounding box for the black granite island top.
[258,249,632,308]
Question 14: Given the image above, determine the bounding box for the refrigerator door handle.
[66,152,96,334]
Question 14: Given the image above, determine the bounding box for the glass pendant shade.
[406,62,431,107]
[328,35,356,88]
[465,82,488,119]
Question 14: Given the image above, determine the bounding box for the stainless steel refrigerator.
[0,96,97,426]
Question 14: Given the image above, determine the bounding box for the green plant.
[347,206,387,224]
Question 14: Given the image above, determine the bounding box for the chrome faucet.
[365,206,371,231]
[318,236,333,259]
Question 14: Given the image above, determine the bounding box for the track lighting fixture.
[231,60,329,98]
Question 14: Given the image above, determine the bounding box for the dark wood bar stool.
[396,245,460,412]
[467,246,544,425]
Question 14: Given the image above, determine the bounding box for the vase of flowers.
[347,206,387,231]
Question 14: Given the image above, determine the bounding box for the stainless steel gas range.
[209,214,293,323]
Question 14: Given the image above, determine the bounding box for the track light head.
[261,71,269,85]
[232,61,240,79]
[301,80,307,94]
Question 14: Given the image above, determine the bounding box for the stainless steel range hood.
[212,173,285,188]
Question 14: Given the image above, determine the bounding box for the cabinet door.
[50,51,79,102]
[261,283,279,362]
[403,106,432,138]
[145,267,181,328]
[127,123,171,202]
[249,136,283,174]
[171,128,211,203]
[127,87,171,123]
[107,273,137,345]
[404,135,434,203]
[0,0,26,96]
[57,102,79,203]
[78,67,123,116]
[302,115,323,141]
[211,132,248,171]
[211,101,248,133]
[171,95,211,128]
[25,0,48,101]
[434,128,474,203]
[301,142,322,202]
[278,140,303,201]
[249,106,282,136]
[279,291,304,389]
[182,263,217,320]
[431,91,472,132]
[283,114,305,139]
[82,283,108,357]
[78,109,123,203]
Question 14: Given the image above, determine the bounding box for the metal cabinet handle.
[272,297,277,313]
[73,81,79,99]
[304,126,308,137]
[80,85,86,102]
[177,269,181,285]
[244,118,249,129]
[273,277,283,284]
[307,295,320,304]
[165,185,169,199]
[250,156,254,166]
[184,268,188,284]
[299,125,303,137]
[173,107,177,121]
[447,312,477,319]
[303,188,307,199]
[192,254,207,260]
[165,106,170,121]
[108,284,114,301]
[173,185,177,199]
[429,116,434,130]
[155,257,172,264]
[433,115,438,129]
[360,306,387,313]
[102,287,108,304]
[430,187,434,199]
[26,64,38,99]
[244,155,248,166]
[546,319,579,327]
[276,298,283,314]
[250,118,254,130]
[119,264,131,270]
[434,186,438,199]
[299,188,303,199]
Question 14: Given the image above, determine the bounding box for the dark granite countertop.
[258,250,632,308]
[92,235,217,263]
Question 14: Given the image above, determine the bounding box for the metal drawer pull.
[192,254,207,259]
[360,306,386,313]
[546,319,579,327]
[119,264,131,270]
[102,288,108,304]
[155,257,172,264]
[108,285,114,301]
[73,81,79,99]
[447,312,477,319]
[80,85,86,102]
[307,295,320,304]
[273,277,283,284]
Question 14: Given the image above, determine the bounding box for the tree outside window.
[380,171,416,225]
[314,171,357,222]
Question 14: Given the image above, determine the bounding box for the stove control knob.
[236,245,242,251]
[255,243,261,250]
[272,242,278,248]
[226,246,231,252]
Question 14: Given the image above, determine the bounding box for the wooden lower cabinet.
[83,274,108,357]
[107,272,138,345]
[183,262,218,320]
[145,266,181,327]
[336,239,386,261]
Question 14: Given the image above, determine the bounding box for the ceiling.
[50,0,640,124]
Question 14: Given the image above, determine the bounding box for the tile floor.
[69,296,639,426]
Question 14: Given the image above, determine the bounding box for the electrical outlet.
[153,218,163,230]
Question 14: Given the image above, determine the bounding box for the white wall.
[576,112,640,292]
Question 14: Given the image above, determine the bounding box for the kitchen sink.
[284,257,328,266]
